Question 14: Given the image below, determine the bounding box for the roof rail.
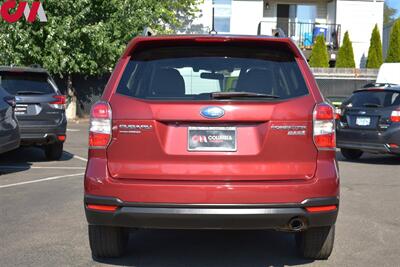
[142,27,156,37]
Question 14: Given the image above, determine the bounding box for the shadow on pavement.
[336,152,400,165]
[0,146,75,175]
[96,229,313,267]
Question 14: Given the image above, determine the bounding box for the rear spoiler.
[122,35,304,59]
[354,87,400,93]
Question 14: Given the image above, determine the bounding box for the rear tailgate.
[15,94,64,127]
[105,38,319,182]
[108,96,317,181]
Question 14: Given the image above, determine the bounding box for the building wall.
[231,0,264,34]
[335,0,384,68]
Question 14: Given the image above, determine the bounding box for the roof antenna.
[209,1,217,35]
[142,27,155,36]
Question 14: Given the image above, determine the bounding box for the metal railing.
[258,21,341,50]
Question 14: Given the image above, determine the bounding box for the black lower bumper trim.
[85,195,339,230]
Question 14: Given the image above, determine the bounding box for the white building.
[189,0,384,68]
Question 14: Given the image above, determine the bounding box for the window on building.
[214,0,232,33]
[297,5,317,23]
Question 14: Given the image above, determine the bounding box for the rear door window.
[346,90,400,108]
[0,72,55,95]
[117,45,309,101]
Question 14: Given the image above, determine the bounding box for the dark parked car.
[0,66,67,160]
[84,35,339,260]
[0,86,20,154]
[337,87,400,159]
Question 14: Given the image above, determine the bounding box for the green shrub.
[336,31,356,68]
[309,35,329,68]
[386,20,400,62]
[367,24,383,68]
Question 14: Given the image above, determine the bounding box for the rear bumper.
[19,120,67,145]
[85,195,339,230]
[337,127,400,154]
[85,155,340,204]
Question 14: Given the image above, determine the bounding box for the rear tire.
[296,225,335,260]
[88,225,129,258]
[44,142,63,161]
[341,148,363,160]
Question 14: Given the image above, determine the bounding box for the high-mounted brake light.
[391,109,400,123]
[49,95,66,109]
[89,101,112,149]
[313,103,336,150]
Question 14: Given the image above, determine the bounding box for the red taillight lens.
[315,104,334,120]
[57,135,66,142]
[49,95,66,109]
[391,109,400,123]
[388,143,399,149]
[89,101,112,149]
[313,103,336,150]
[334,107,342,120]
[51,95,66,105]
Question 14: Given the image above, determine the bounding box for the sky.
[386,0,400,16]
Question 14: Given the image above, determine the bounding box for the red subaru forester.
[84,35,339,260]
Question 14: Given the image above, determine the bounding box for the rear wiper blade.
[16,91,46,95]
[363,103,382,108]
[211,92,280,99]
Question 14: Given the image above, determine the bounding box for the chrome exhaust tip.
[288,217,306,232]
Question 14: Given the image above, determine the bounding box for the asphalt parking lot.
[0,121,399,267]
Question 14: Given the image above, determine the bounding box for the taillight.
[334,107,341,120]
[89,101,112,149]
[313,103,336,150]
[391,109,400,123]
[49,95,66,109]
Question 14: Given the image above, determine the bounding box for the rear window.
[346,90,400,108]
[116,45,309,101]
[0,72,55,95]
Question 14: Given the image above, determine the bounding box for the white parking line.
[0,166,86,170]
[73,155,88,162]
[0,173,84,189]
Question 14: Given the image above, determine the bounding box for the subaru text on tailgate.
[84,35,340,260]
[0,66,67,160]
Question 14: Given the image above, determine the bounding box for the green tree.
[0,0,200,116]
[384,3,397,24]
[366,24,383,68]
[336,31,355,68]
[309,35,329,68]
[386,19,400,63]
